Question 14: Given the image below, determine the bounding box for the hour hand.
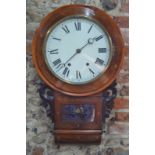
[79,37,96,51]
[88,38,95,44]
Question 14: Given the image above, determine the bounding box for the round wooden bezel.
[32,4,125,97]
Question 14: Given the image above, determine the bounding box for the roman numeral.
[63,67,70,76]
[89,68,95,76]
[66,70,70,77]
[48,49,58,54]
[74,22,81,31]
[76,70,81,79]
[53,58,61,66]
[95,58,104,65]
[56,63,64,71]
[98,48,107,53]
[88,24,93,33]
[52,37,61,41]
[95,35,103,41]
[62,25,70,33]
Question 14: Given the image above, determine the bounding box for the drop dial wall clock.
[32,4,124,143]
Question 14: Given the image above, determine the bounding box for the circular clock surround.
[32,4,124,96]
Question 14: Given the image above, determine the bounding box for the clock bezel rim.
[32,4,125,96]
[43,15,113,85]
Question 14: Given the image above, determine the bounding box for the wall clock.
[32,4,124,143]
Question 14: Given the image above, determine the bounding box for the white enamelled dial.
[44,16,112,84]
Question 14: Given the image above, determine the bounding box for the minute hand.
[64,52,78,65]
[63,38,96,66]
[64,38,95,65]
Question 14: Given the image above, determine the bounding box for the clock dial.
[44,16,112,84]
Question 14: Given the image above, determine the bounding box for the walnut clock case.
[32,4,124,143]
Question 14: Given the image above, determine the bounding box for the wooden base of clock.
[54,130,102,143]
[38,81,117,143]
[53,92,104,143]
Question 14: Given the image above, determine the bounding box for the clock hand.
[79,37,96,51]
[64,51,79,65]
[56,50,79,72]
[57,37,96,70]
